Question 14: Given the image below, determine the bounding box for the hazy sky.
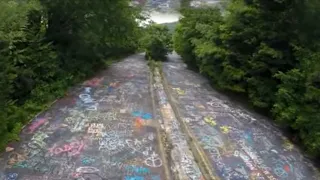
[149,11,181,24]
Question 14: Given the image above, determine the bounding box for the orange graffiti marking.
[83,77,104,87]
[6,152,27,167]
[135,117,143,129]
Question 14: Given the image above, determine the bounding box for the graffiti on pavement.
[162,60,319,180]
[2,57,164,180]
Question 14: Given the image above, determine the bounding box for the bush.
[140,24,172,61]
[173,1,320,157]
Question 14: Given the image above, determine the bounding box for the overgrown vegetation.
[174,0,320,156]
[140,23,172,61]
[0,0,141,149]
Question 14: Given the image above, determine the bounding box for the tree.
[140,24,172,61]
[173,0,320,157]
[40,0,141,75]
[0,0,50,148]
[0,0,141,150]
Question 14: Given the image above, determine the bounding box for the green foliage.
[160,22,178,34]
[140,24,172,61]
[174,0,320,156]
[0,0,140,150]
[273,49,320,155]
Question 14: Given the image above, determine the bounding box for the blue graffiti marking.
[243,131,253,144]
[273,167,288,178]
[81,157,95,165]
[6,173,18,180]
[125,165,150,175]
[142,113,152,120]
[125,176,144,180]
[12,161,28,168]
[132,111,153,120]
[132,111,143,117]
[85,87,92,93]
[108,86,114,92]
[151,175,161,180]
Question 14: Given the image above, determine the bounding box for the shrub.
[140,24,172,61]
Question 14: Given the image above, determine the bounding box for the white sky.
[148,11,181,24]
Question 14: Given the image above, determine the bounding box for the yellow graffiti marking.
[172,88,185,95]
[283,139,294,151]
[220,126,230,134]
[196,104,205,109]
[204,117,216,126]
[87,123,104,138]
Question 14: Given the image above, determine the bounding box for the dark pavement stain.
[0,54,164,180]
[162,53,319,180]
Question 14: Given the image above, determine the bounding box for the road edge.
[158,62,219,180]
[148,60,173,180]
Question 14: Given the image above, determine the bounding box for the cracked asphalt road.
[161,52,319,180]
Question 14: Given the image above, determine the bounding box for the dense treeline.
[0,0,141,149]
[174,0,320,156]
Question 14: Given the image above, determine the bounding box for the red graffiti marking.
[48,140,84,156]
[284,165,290,172]
[135,117,143,129]
[27,118,47,134]
[83,77,104,87]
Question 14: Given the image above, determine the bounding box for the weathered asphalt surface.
[0,54,166,180]
[1,52,319,180]
[161,53,319,180]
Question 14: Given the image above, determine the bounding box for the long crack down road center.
[0,53,319,180]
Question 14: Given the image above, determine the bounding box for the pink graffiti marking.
[27,118,47,134]
[127,74,134,78]
[71,172,82,178]
[48,140,84,156]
